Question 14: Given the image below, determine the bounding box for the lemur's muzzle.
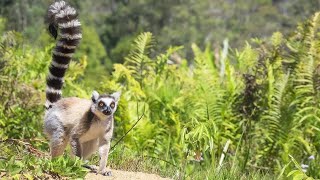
[103,107,112,115]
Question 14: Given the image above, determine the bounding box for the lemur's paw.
[100,169,112,176]
[82,164,98,172]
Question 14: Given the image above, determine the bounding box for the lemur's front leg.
[98,137,112,176]
[70,125,87,158]
[70,135,82,158]
[70,120,92,158]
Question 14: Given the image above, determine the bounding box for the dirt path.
[85,170,171,180]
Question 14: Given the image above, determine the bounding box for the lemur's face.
[91,91,120,117]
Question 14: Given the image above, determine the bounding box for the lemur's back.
[45,97,91,128]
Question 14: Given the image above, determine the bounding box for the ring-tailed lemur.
[44,1,120,176]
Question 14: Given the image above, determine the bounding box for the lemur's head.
[91,90,121,118]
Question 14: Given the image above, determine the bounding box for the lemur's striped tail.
[45,1,82,109]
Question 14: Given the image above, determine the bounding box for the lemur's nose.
[103,107,112,115]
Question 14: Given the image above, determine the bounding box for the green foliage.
[2,5,320,179]
[75,24,109,70]
[0,147,87,178]
[2,0,320,66]
[98,0,320,63]
[287,155,313,180]
[43,156,88,178]
[103,12,320,179]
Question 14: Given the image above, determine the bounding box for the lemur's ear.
[111,91,121,102]
[92,90,100,103]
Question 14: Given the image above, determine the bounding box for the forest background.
[1,0,320,179]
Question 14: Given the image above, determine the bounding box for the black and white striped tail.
[45,1,82,109]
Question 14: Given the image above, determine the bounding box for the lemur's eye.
[110,102,115,109]
[98,102,105,107]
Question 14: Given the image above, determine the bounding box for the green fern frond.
[124,32,154,86]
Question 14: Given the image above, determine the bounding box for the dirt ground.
[85,169,172,180]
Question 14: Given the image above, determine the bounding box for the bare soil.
[85,169,172,180]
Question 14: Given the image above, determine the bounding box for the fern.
[259,69,290,162]
[124,32,154,87]
[289,12,320,161]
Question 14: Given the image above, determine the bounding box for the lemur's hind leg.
[44,116,68,158]
[50,131,68,157]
